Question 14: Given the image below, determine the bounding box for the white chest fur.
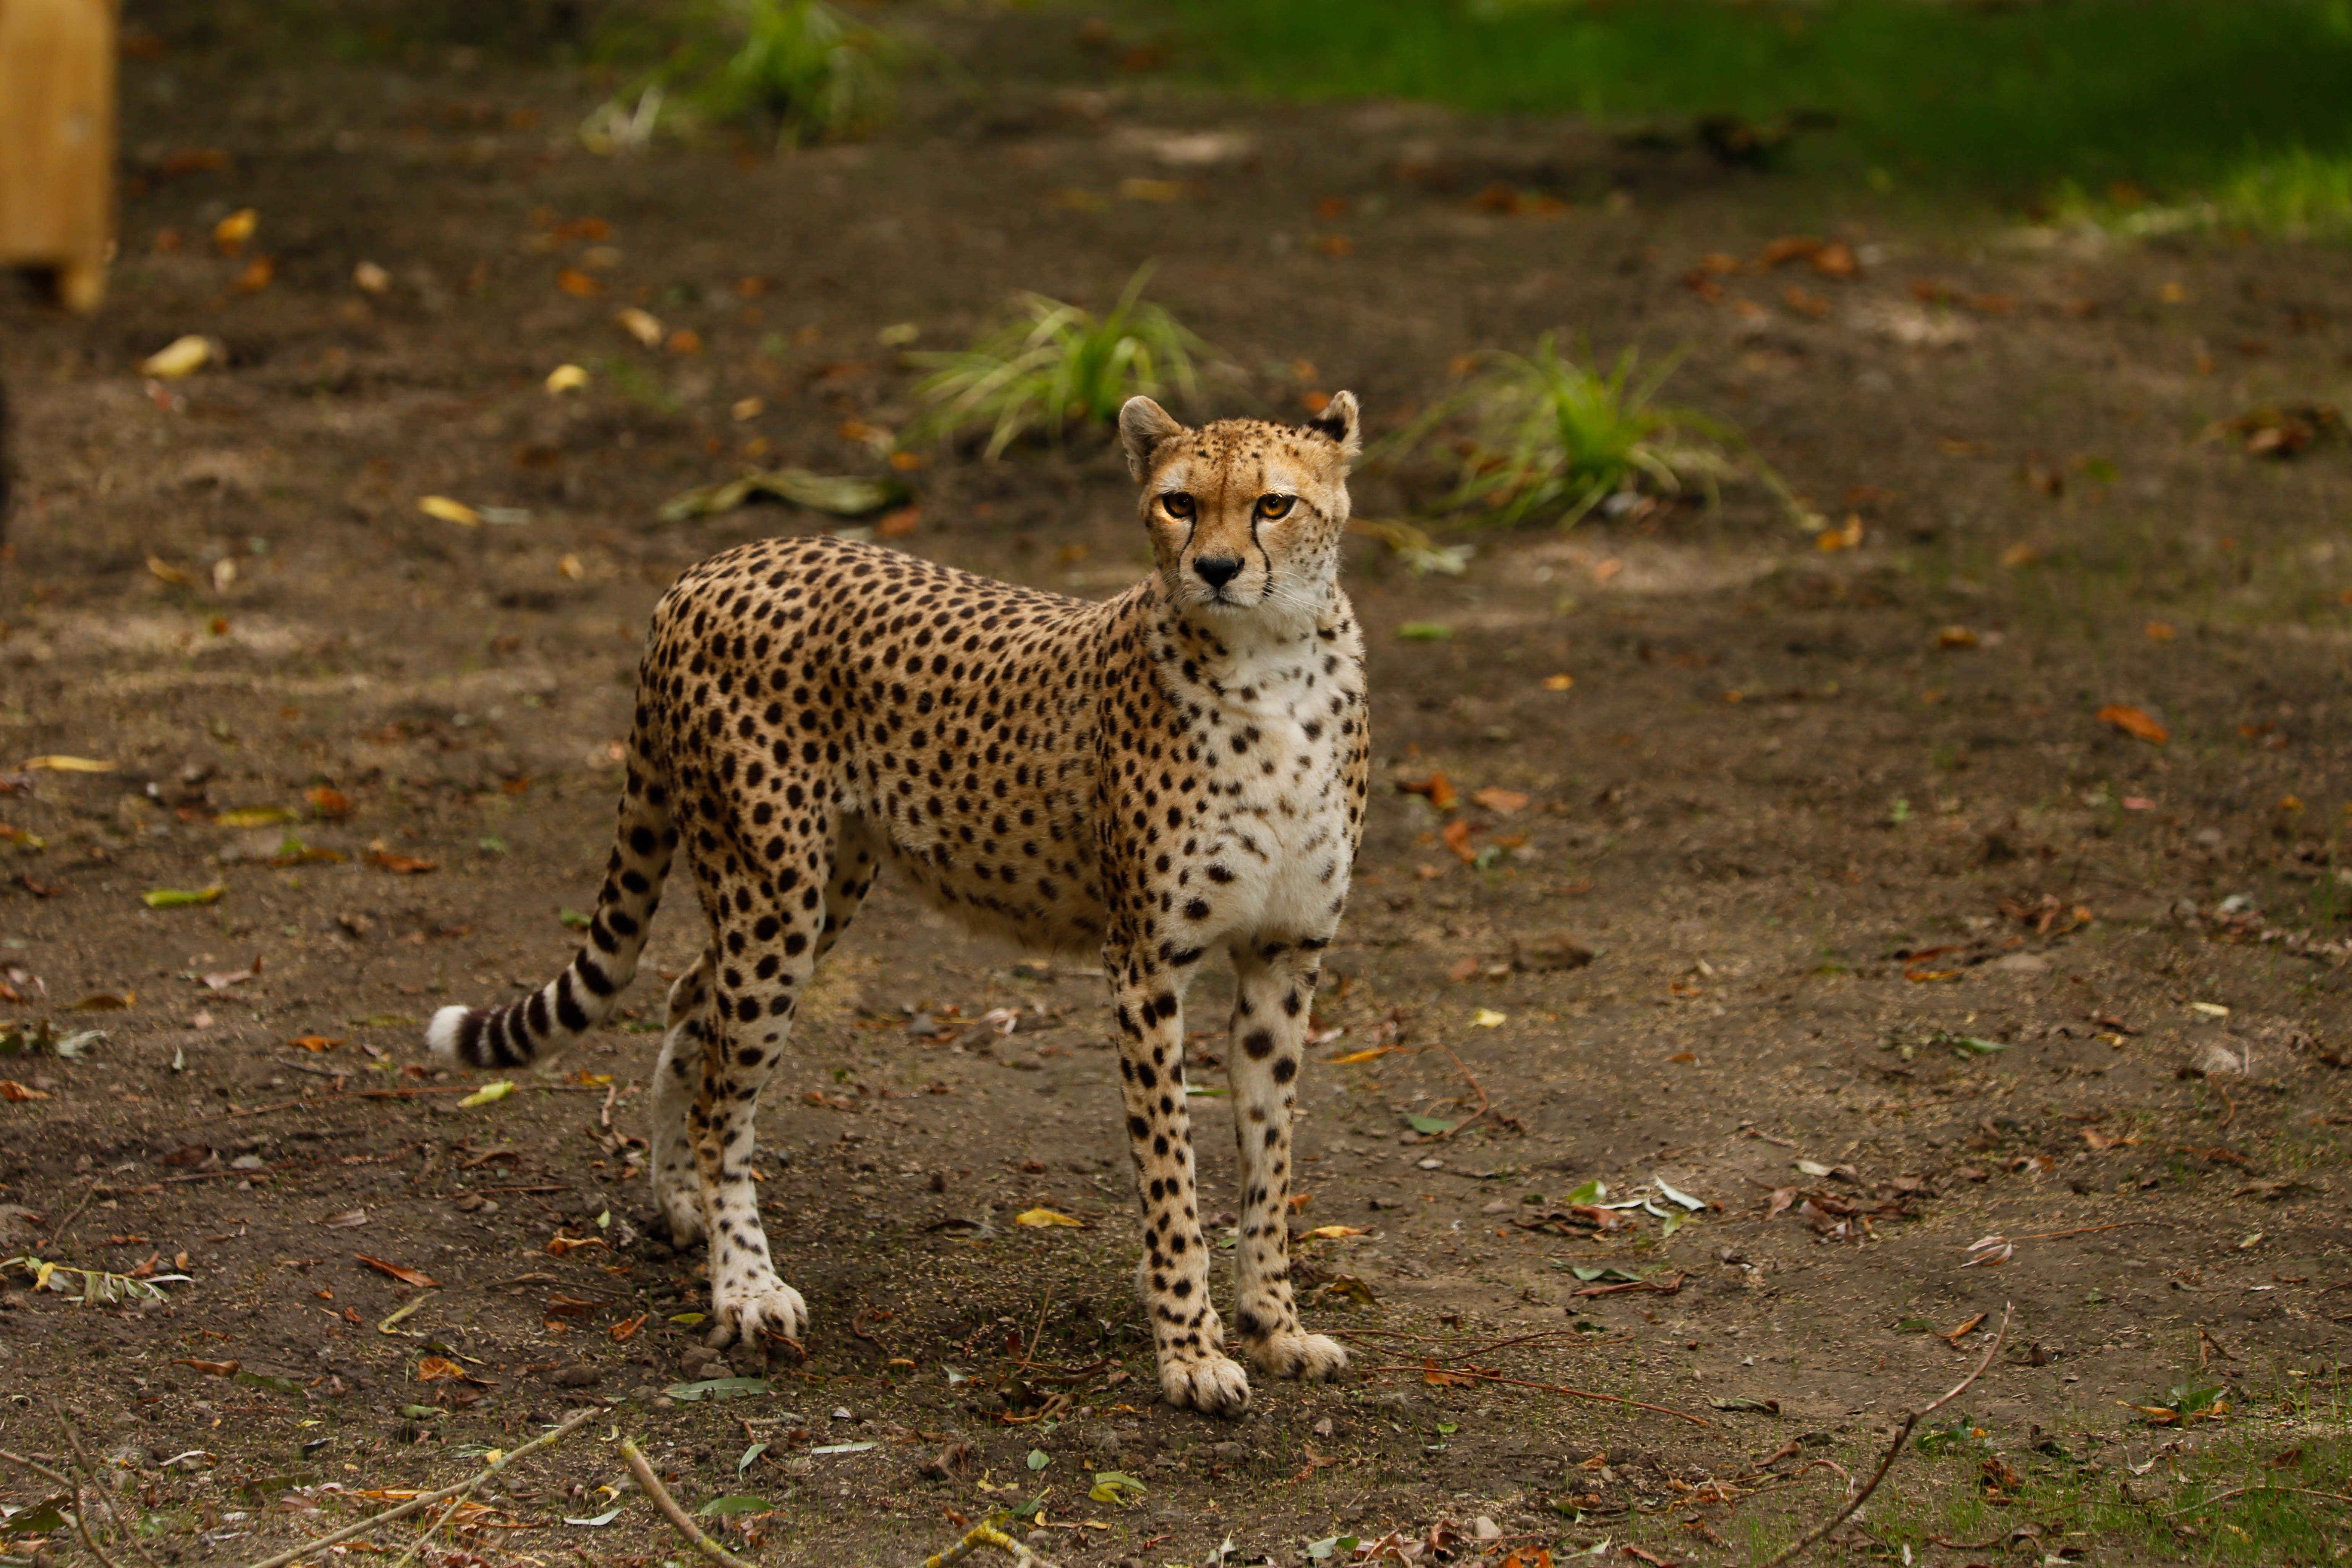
[1181,630,1358,940]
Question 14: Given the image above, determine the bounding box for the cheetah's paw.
[1245,1330,1349,1382]
[707,1270,808,1351]
[1158,1351,1253,1418]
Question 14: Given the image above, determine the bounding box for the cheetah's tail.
[424,732,675,1069]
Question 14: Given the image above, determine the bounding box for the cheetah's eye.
[1161,492,1196,519]
[1255,494,1295,520]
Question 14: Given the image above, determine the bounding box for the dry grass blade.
[1758,1302,2010,1566]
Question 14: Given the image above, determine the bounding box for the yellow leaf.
[418,495,481,527]
[458,1080,515,1108]
[615,307,665,348]
[212,208,258,252]
[1542,673,1575,691]
[214,806,293,828]
[138,335,213,379]
[1471,1008,1507,1028]
[1327,1045,1401,1065]
[22,756,114,773]
[546,363,589,395]
[1015,1208,1085,1229]
[147,556,198,586]
[1303,1225,1368,1240]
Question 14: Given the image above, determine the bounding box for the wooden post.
[0,0,117,312]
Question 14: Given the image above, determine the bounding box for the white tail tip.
[425,1005,470,1060]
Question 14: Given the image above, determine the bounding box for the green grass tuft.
[903,267,1212,459]
[1389,335,1795,529]
[590,0,892,152]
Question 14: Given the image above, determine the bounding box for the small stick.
[618,1438,756,1568]
[0,1451,72,1487]
[49,1180,103,1246]
[1362,1364,1708,1426]
[2015,1221,2155,1242]
[1010,1289,1053,1376]
[2166,1484,2352,1517]
[57,1403,159,1568]
[1758,1303,2010,1568]
[237,1407,597,1568]
[1430,1044,1491,1142]
[908,1509,1050,1568]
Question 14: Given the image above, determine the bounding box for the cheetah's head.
[1119,393,1360,630]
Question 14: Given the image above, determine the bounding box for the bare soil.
[0,15,2347,1568]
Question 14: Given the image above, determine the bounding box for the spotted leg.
[686,826,838,1352]
[650,950,714,1245]
[1110,955,1252,1417]
[1227,940,1347,1382]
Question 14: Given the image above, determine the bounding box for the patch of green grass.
[1387,335,1798,528]
[903,266,1212,459]
[591,0,892,150]
[1154,0,2352,214]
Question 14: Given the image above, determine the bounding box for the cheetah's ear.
[1118,395,1184,482]
[1306,389,1361,461]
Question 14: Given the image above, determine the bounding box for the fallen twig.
[58,1403,158,1568]
[2015,1221,2156,1242]
[1430,1043,1497,1141]
[907,1508,1052,1567]
[2166,1484,2352,1518]
[0,1450,71,1487]
[619,1437,757,1568]
[238,1407,597,1568]
[1363,1364,1708,1426]
[1758,1302,2010,1567]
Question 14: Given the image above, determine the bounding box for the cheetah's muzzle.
[425,392,1372,1415]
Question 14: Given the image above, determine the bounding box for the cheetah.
[426,392,1371,1416]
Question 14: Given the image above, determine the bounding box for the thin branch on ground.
[1009,1289,1053,1376]
[2167,1484,2352,1517]
[57,1403,159,1568]
[1361,1364,1708,1426]
[238,1407,598,1568]
[0,1450,73,1487]
[1758,1302,2010,1568]
[48,1180,103,1246]
[906,1508,1054,1568]
[1430,1043,1496,1141]
[2015,1222,2155,1241]
[619,1437,758,1568]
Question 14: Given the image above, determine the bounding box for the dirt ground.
[1,11,2348,1568]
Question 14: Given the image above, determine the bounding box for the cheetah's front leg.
[1110,962,1252,1417]
[1227,942,1347,1384]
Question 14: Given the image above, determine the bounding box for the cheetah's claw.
[1159,1351,1253,1418]
[707,1273,808,1350]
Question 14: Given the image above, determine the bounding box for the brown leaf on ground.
[354,1254,441,1288]
[0,1081,51,1102]
[1471,787,1530,814]
[1441,819,1476,862]
[2096,705,2169,744]
[1397,773,1457,811]
[172,1358,238,1376]
[365,842,440,874]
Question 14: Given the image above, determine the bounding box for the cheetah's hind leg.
[650,951,714,1247]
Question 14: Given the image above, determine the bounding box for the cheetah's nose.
[1193,555,1243,589]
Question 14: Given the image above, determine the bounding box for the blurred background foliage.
[121,0,2352,231]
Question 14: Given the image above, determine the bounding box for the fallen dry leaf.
[172,1358,238,1377]
[545,1234,609,1257]
[2097,705,2169,744]
[417,495,480,528]
[1471,787,1530,814]
[1396,773,1457,811]
[354,1254,441,1288]
[366,843,440,875]
[289,1036,343,1053]
[137,336,212,380]
[1014,1208,1086,1229]
[1441,819,1476,862]
[0,1081,52,1102]
[615,307,664,347]
[306,785,353,820]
